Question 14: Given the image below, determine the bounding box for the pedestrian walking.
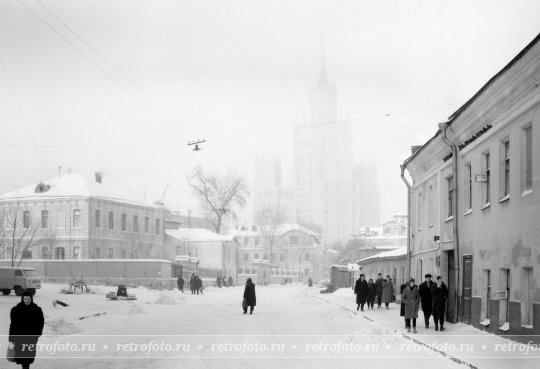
[177,275,184,293]
[216,276,222,288]
[375,273,384,308]
[431,276,448,331]
[243,278,256,314]
[228,276,234,287]
[196,276,203,294]
[189,273,196,294]
[8,291,45,369]
[308,277,313,287]
[401,278,420,333]
[354,274,369,311]
[367,279,376,309]
[419,274,434,328]
[399,282,407,326]
[381,275,394,309]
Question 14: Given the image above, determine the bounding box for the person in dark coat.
[222,277,227,287]
[307,277,313,287]
[381,275,395,309]
[354,274,369,311]
[374,273,384,308]
[216,276,222,288]
[196,276,203,294]
[402,278,420,333]
[419,274,434,328]
[9,291,44,369]
[228,276,234,287]
[400,282,407,324]
[243,278,256,314]
[177,275,184,293]
[367,279,376,309]
[189,273,196,294]
[431,276,449,331]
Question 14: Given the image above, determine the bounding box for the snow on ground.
[0,283,537,369]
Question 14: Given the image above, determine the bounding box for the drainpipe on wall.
[400,164,412,279]
[438,121,461,323]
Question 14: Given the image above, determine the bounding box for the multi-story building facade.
[0,173,166,261]
[234,224,332,283]
[402,33,539,342]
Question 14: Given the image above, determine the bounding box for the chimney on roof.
[95,172,103,184]
[411,146,422,155]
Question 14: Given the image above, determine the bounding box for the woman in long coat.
[399,282,407,322]
[354,274,369,311]
[366,279,376,310]
[9,291,44,369]
[243,278,256,314]
[401,278,420,333]
[381,275,395,309]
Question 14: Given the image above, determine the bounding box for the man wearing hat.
[418,273,434,329]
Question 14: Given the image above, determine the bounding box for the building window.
[23,211,31,229]
[305,252,310,261]
[466,163,472,210]
[521,268,533,326]
[133,215,139,232]
[109,212,114,230]
[447,176,454,217]
[73,247,80,259]
[156,219,160,235]
[523,125,533,191]
[41,210,48,228]
[22,250,32,259]
[280,254,285,262]
[72,209,81,228]
[109,248,114,259]
[484,270,491,320]
[144,217,149,233]
[483,152,491,204]
[121,249,127,258]
[428,185,434,225]
[95,247,101,259]
[417,192,422,229]
[55,247,65,260]
[41,246,50,259]
[502,140,510,197]
[254,253,259,260]
[121,213,127,231]
[255,237,259,246]
[290,235,299,244]
[95,210,101,228]
[244,253,249,261]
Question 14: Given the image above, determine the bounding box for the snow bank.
[127,303,147,315]
[154,290,187,305]
[43,317,81,336]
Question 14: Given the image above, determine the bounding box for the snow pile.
[43,317,81,336]
[87,285,107,295]
[333,288,353,297]
[154,290,187,305]
[127,303,147,315]
[135,286,149,293]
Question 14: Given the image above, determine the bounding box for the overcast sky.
[0,0,539,224]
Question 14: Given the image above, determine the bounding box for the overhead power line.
[16,0,192,139]
[0,101,460,150]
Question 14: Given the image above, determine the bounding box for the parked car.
[0,267,41,296]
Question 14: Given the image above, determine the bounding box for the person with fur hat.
[8,291,44,369]
[243,278,256,314]
[419,273,434,328]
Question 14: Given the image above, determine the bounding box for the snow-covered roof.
[232,223,321,238]
[356,246,407,264]
[0,173,158,208]
[166,228,235,242]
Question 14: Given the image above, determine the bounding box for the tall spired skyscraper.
[294,36,354,243]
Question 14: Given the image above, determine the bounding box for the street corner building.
[401,33,540,343]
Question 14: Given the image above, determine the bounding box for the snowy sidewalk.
[316,288,540,369]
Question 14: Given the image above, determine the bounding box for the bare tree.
[255,205,288,263]
[187,165,249,234]
[0,205,39,266]
[127,231,140,258]
[40,229,58,259]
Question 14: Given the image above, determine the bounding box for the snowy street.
[1,284,537,369]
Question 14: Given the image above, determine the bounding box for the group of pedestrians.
[216,275,234,288]
[355,273,449,334]
[188,273,204,294]
[354,273,394,312]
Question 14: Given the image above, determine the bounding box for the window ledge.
[427,223,434,228]
[444,216,454,223]
[498,195,510,203]
[481,202,491,211]
[521,189,532,197]
[417,228,422,232]
[464,209,472,216]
